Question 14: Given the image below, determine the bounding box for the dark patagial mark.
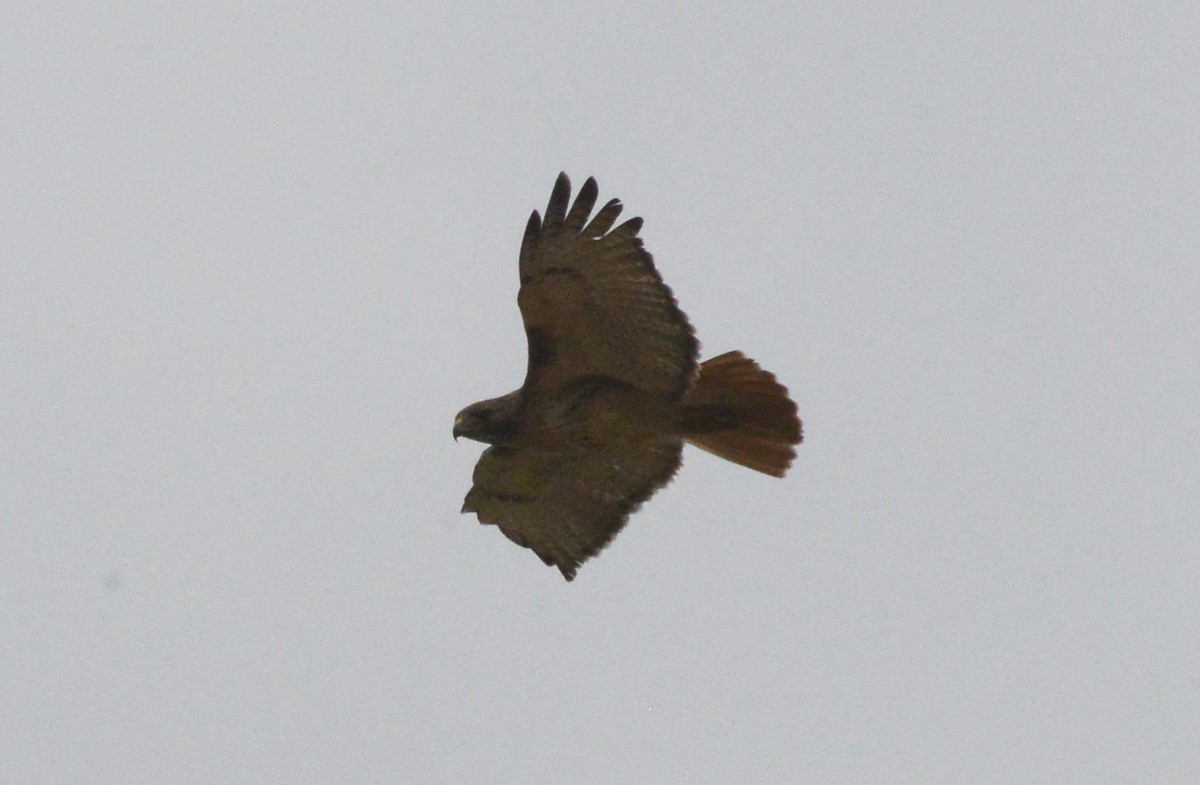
[525,327,554,371]
[462,488,537,514]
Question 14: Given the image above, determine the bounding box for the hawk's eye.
[476,409,493,422]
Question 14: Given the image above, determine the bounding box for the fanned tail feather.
[679,351,802,477]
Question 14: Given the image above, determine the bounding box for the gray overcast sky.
[4,3,1198,783]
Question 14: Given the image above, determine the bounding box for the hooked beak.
[452,416,464,441]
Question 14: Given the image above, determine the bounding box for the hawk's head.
[453,393,520,445]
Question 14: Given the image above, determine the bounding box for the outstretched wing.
[462,437,683,580]
[517,173,699,400]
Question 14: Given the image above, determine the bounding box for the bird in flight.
[454,174,802,580]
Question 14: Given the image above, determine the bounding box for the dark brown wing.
[462,437,683,580]
[517,173,698,400]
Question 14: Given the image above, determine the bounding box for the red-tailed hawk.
[454,174,802,580]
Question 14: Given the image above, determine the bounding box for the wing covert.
[462,438,683,580]
[517,173,698,400]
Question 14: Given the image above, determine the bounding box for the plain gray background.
[4,3,1198,783]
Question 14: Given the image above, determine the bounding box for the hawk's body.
[455,174,802,580]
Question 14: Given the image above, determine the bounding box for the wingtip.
[546,173,572,223]
[523,210,541,240]
[617,215,644,236]
[553,172,570,200]
[576,177,599,207]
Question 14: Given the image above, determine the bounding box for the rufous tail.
[678,351,803,477]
